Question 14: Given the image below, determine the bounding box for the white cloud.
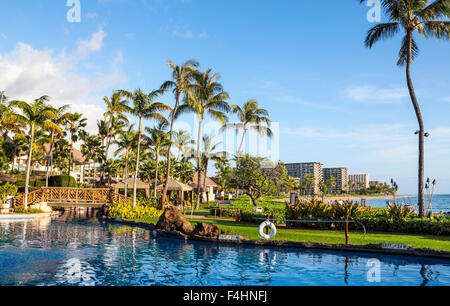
[0,30,127,137]
[345,85,409,103]
[74,29,107,59]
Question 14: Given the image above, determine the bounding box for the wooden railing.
[13,188,136,210]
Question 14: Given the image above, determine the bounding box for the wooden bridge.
[12,187,135,210]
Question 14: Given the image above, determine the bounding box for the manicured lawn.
[129,217,450,252]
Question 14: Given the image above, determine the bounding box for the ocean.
[364,194,450,213]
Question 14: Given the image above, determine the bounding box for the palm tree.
[97,119,109,147]
[113,124,137,196]
[103,91,131,157]
[81,134,105,186]
[145,122,171,199]
[360,0,450,217]
[65,113,87,185]
[120,88,171,208]
[177,69,231,209]
[45,105,71,187]
[173,130,195,160]
[160,60,199,205]
[223,100,272,156]
[198,135,226,205]
[9,96,61,209]
[0,91,24,138]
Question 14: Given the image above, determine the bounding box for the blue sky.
[0,0,449,194]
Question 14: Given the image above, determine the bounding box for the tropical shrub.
[0,183,18,203]
[386,201,413,222]
[48,175,77,188]
[107,202,163,220]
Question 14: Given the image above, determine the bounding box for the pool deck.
[0,212,57,221]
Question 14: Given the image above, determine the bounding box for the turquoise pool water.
[0,212,449,286]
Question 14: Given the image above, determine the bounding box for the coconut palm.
[177,69,231,208]
[81,134,105,186]
[223,100,272,156]
[120,88,171,208]
[0,91,24,138]
[103,91,131,157]
[198,135,226,205]
[9,96,62,209]
[97,119,109,147]
[360,0,450,217]
[160,60,199,204]
[173,130,195,160]
[144,122,171,199]
[113,124,137,196]
[65,113,87,185]
[45,105,71,187]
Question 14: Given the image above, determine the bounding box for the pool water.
[0,212,449,286]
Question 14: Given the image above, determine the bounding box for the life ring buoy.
[258,221,277,240]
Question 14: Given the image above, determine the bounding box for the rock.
[156,205,193,234]
[192,222,223,238]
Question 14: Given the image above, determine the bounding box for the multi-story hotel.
[285,162,323,195]
[348,173,370,191]
[323,167,348,194]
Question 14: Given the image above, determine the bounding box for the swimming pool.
[0,212,449,286]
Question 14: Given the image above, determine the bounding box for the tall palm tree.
[145,122,171,199]
[45,105,71,187]
[177,69,231,209]
[65,112,87,185]
[173,130,195,160]
[120,88,171,208]
[9,96,61,209]
[360,0,450,217]
[160,60,199,205]
[113,124,137,196]
[97,119,109,147]
[198,135,226,205]
[81,134,105,186]
[103,91,131,157]
[223,100,272,156]
[0,91,24,138]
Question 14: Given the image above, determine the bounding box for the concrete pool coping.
[0,212,58,221]
[103,217,450,261]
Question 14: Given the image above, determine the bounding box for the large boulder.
[156,205,193,234]
[192,222,223,238]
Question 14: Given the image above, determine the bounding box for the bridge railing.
[13,187,135,210]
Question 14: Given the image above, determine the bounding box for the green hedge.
[48,175,77,188]
[285,200,450,236]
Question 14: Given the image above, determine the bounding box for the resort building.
[285,162,323,195]
[12,144,88,183]
[348,173,370,191]
[323,167,348,194]
[189,172,218,202]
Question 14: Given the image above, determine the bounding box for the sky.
[0,0,449,194]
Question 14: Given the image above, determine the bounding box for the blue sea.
[364,194,450,213]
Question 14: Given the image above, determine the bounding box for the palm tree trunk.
[24,124,35,210]
[68,140,73,187]
[237,128,247,156]
[203,159,208,205]
[406,31,425,218]
[195,116,203,210]
[154,152,159,199]
[45,131,55,187]
[133,117,143,209]
[93,162,96,187]
[124,150,129,196]
[162,90,181,207]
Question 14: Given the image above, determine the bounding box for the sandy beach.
[274,195,414,202]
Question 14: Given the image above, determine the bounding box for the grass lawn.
[128,217,450,252]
